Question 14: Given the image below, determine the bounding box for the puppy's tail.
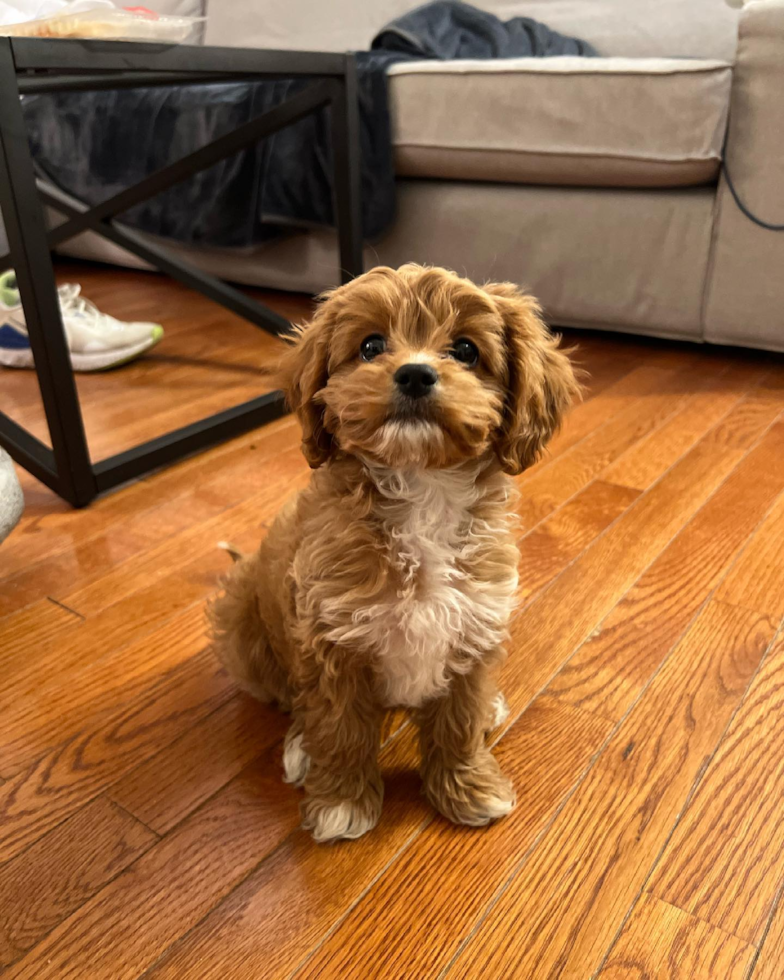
[217,540,245,564]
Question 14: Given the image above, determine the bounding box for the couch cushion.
[389,57,732,188]
[205,0,739,62]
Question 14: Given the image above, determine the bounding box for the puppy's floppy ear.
[486,282,581,476]
[275,295,336,468]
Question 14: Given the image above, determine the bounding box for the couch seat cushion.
[388,57,732,187]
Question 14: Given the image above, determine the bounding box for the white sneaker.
[0,270,164,372]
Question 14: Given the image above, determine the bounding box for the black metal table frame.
[0,37,363,506]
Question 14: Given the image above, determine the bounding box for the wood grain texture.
[0,796,156,969]
[2,265,783,980]
[598,892,754,979]
[648,629,784,945]
[515,363,698,531]
[142,736,430,980]
[0,599,81,665]
[600,363,763,491]
[0,413,298,583]
[516,480,640,602]
[754,893,784,980]
[0,649,233,863]
[0,418,301,617]
[0,603,210,775]
[500,434,747,717]
[548,421,784,721]
[4,750,301,980]
[0,468,309,763]
[517,362,689,487]
[704,382,784,450]
[108,693,285,834]
[448,601,777,979]
[57,454,307,619]
[714,488,784,620]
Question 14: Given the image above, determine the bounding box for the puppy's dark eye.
[450,338,479,367]
[360,334,386,362]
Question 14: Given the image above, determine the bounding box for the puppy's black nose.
[394,363,438,399]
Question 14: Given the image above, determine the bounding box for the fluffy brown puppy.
[210,264,579,843]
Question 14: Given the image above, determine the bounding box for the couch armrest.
[703,0,784,350]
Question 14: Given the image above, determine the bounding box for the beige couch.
[56,0,784,351]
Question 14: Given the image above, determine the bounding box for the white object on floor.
[0,447,24,544]
[0,270,164,372]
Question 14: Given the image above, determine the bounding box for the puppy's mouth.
[389,396,438,425]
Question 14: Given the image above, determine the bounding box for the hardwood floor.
[2,262,784,978]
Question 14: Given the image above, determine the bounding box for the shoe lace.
[57,283,104,324]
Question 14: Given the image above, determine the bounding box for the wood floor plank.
[499,434,748,719]
[704,381,784,450]
[647,629,784,945]
[519,363,687,483]
[0,599,81,662]
[114,709,435,980]
[515,364,697,530]
[0,466,308,723]
[548,421,784,721]
[0,604,211,775]
[0,492,304,774]
[0,796,156,969]
[138,749,426,979]
[277,699,611,980]
[0,424,301,617]
[107,693,285,834]
[597,893,754,979]
[85,370,278,462]
[0,648,233,864]
[447,600,777,979]
[753,893,784,980]
[516,480,640,602]
[0,413,298,581]
[11,332,278,453]
[714,489,784,620]
[4,749,302,980]
[600,364,763,491]
[55,454,306,619]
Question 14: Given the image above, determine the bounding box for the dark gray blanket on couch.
[21,1,594,248]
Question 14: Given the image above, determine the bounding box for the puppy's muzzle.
[394,363,438,400]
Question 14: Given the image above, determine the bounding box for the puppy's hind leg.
[208,553,292,710]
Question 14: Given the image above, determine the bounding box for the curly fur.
[210,264,578,842]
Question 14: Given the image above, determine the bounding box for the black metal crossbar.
[0,37,363,506]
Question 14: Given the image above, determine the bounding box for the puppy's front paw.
[425,751,515,827]
[487,691,510,730]
[301,790,382,843]
[282,728,310,787]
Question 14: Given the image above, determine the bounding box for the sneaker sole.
[0,328,163,372]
